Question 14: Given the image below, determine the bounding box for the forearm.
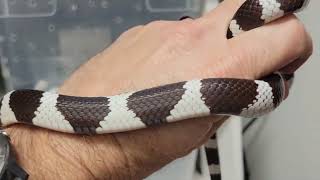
[4,117,225,180]
[5,125,133,180]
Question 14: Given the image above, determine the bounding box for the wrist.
[4,125,133,180]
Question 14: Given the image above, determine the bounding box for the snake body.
[0,0,308,135]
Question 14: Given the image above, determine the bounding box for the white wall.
[244,1,320,180]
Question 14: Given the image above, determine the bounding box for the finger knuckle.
[289,17,306,35]
[280,16,310,55]
[157,23,204,54]
[150,21,205,57]
[146,20,172,29]
[130,25,144,31]
[116,25,144,42]
[286,18,307,42]
[123,25,144,35]
[170,21,203,41]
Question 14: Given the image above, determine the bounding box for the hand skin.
[5,0,312,179]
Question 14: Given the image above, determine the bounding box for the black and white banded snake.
[0,0,309,179]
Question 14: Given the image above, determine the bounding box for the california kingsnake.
[0,0,309,179]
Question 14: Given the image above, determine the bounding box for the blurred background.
[0,0,205,90]
[0,0,318,180]
[243,1,320,180]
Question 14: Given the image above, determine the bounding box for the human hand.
[6,0,312,179]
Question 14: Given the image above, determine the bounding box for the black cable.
[243,152,250,180]
[243,118,258,134]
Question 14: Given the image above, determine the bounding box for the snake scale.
[0,0,309,135]
[0,0,309,179]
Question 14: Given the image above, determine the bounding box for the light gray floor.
[244,1,320,180]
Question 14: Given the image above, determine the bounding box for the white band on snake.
[0,1,309,179]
